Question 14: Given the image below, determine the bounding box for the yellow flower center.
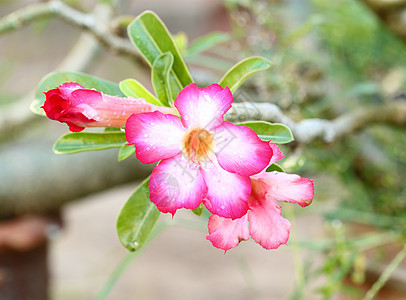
[183,128,213,163]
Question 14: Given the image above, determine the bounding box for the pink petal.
[248,196,291,250]
[268,142,284,166]
[174,83,232,130]
[214,122,272,176]
[125,111,186,164]
[259,171,314,207]
[206,214,249,252]
[68,90,101,121]
[57,82,84,98]
[42,83,85,121]
[69,89,101,107]
[42,90,69,120]
[43,82,177,132]
[71,90,175,128]
[149,154,207,216]
[67,123,86,132]
[201,160,250,219]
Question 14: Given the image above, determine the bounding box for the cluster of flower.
[42,82,314,252]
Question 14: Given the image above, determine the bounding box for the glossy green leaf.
[31,71,125,116]
[219,56,272,93]
[266,163,285,173]
[191,203,204,216]
[53,132,126,154]
[119,79,163,106]
[238,121,294,144]
[116,178,161,252]
[118,144,135,162]
[187,32,230,57]
[152,52,180,106]
[127,11,193,89]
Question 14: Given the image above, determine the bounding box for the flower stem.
[363,243,406,300]
[94,221,169,300]
[285,205,306,300]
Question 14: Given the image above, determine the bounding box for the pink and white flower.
[125,83,273,219]
[42,82,173,132]
[206,143,314,252]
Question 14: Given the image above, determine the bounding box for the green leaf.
[238,121,294,144]
[127,11,193,89]
[219,56,272,93]
[119,79,163,106]
[31,71,125,116]
[191,203,204,216]
[152,52,181,106]
[187,32,230,57]
[118,144,135,162]
[53,132,126,154]
[116,178,161,252]
[266,163,285,172]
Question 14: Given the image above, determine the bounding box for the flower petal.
[43,82,178,132]
[201,160,250,219]
[259,171,314,207]
[268,142,284,166]
[42,83,85,121]
[57,82,84,98]
[149,154,207,216]
[248,196,291,250]
[174,83,232,130]
[125,111,186,164]
[68,89,101,120]
[214,122,272,176]
[206,214,249,252]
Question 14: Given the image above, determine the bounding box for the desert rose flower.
[206,143,314,252]
[42,82,174,132]
[125,83,273,219]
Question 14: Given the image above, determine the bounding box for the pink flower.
[125,83,273,219]
[206,143,314,252]
[42,82,173,132]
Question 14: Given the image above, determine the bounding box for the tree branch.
[0,140,154,219]
[227,101,406,144]
[2,0,406,147]
[0,0,141,60]
[0,4,107,141]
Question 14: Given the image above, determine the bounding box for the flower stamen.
[183,128,213,163]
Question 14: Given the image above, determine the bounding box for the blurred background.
[1,0,406,299]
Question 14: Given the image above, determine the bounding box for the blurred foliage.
[222,0,406,297]
[222,0,406,224]
[312,0,406,80]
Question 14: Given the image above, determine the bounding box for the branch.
[0,140,154,219]
[227,101,406,143]
[0,4,106,141]
[0,0,141,60]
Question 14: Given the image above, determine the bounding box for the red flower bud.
[42,82,172,132]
